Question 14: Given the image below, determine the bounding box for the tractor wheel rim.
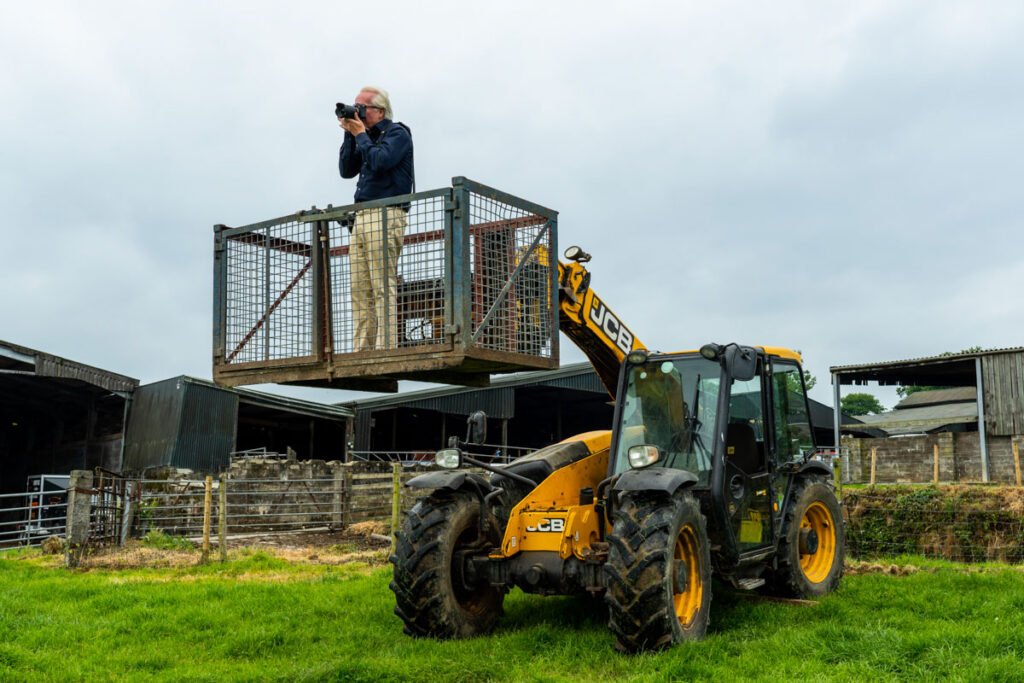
[673,523,703,628]
[799,501,836,584]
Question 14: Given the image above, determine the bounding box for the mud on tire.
[764,477,845,598]
[389,493,504,639]
[604,491,712,653]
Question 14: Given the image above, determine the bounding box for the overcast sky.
[2,1,1022,411]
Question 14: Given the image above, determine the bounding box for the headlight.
[700,343,721,360]
[434,448,462,469]
[627,445,660,469]
[626,349,648,365]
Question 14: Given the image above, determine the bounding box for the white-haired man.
[338,86,414,351]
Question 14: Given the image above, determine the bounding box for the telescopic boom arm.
[557,247,646,399]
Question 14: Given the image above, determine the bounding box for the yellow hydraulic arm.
[557,247,646,399]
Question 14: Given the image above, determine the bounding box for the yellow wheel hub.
[673,524,703,627]
[799,501,836,584]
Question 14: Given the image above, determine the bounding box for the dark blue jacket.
[338,119,414,203]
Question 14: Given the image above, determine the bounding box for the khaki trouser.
[351,207,406,351]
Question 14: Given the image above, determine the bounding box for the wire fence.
[9,462,1024,567]
[842,485,1024,564]
[0,489,68,549]
[349,444,533,465]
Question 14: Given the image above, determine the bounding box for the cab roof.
[663,346,803,363]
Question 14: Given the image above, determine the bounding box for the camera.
[338,210,357,232]
[335,102,367,120]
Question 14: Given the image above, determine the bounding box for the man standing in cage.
[338,85,415,351]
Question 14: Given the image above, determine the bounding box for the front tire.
[604,491,712,652]
[389,493,504,639]
[765,477,845,598]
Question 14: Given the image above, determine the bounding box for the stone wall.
[842,433,1024,484]
[137,458,442,535]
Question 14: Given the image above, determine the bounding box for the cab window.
[771,363,814,462]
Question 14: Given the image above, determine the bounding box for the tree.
[841,393,886,416]
[895,346,983,398]
[785,370,816,394]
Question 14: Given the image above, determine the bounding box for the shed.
[344,362,611,455]
[830,346,1024,481]
[0,339,138,494]
[123,376,353,474]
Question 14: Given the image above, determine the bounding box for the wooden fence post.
[342,465,354,528]
[391,463,401,555]
[332,468,344,529]
[218,475,227,563]
[1013,441,1022,487]
[201,475,212,563]
[933,443,940,484]
[833,453,843,497]
[870,447,877,486]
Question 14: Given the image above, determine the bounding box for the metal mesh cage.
[214,178,558,388]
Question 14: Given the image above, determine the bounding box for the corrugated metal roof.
[895,387,977,409]
[342,362,604,414]
[831,346,1024,373]
[184,376,353,418]
[847,403,978,433]
[0,339,138,394]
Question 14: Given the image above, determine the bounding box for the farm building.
[122,376,353,474]
[0,339,354,488]
[831,347,1024,483]
[0,339,137,496]
[345,361,855,459]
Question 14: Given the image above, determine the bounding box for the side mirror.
[723,345,758,382]
[465,410,487,445]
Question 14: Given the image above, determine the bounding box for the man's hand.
[339,116,366,136]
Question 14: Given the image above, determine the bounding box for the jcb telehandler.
[389,246,845,652]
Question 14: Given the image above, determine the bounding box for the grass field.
[1,547,1023,682]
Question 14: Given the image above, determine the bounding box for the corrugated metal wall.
[123,377,185,471]
[402,387,516,419]
[175,381,238,471]
[982,352,1024,435]
[123,377,238,472]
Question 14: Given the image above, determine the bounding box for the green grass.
[1,552,1023,682]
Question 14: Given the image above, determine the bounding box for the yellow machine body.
[497,431,611,561]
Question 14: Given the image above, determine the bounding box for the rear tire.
[389,493,504,638]
[765,477,845,598]
[605,491,712,652]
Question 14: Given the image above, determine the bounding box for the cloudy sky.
[2,1,1022,410]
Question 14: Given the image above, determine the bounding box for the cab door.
[767,360,816,516]
[722,369,774,553]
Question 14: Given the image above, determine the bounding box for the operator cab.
[609,345,817,562]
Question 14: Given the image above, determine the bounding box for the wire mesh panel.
[328,194,449,354]
[468,189,556,358]
[223,218,315,364]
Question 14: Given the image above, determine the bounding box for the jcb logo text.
[588,296,634,355]
[526,518,564,533]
